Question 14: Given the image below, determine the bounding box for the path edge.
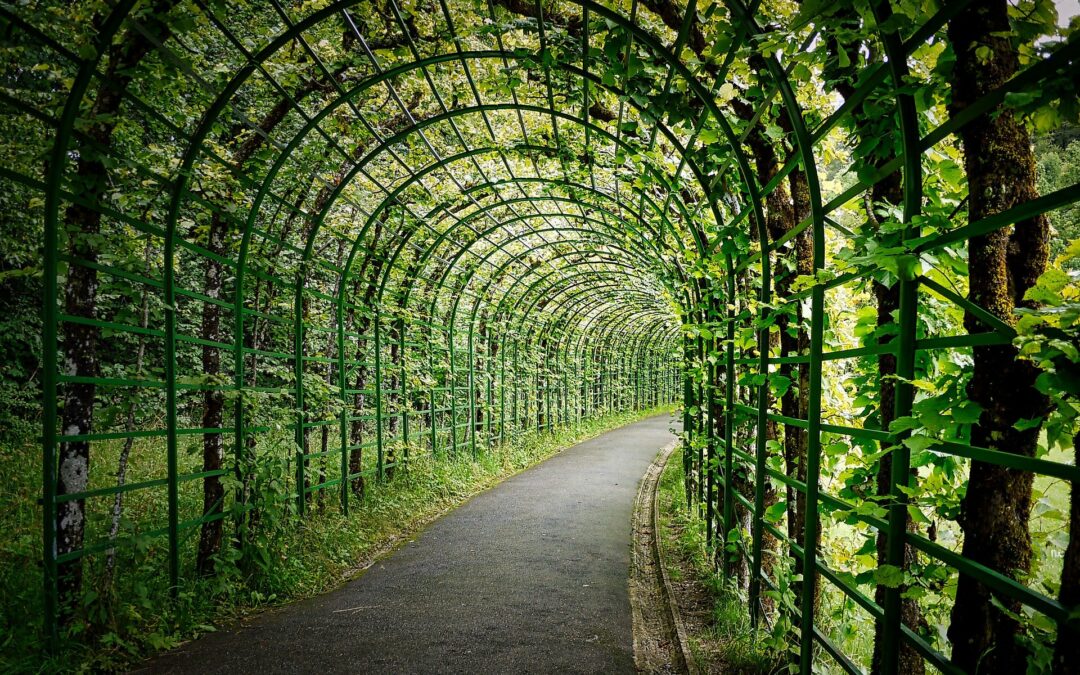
[631,441,699,674]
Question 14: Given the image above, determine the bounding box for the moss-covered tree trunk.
[946,3,1052,672]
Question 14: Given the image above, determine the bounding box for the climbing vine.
[0,0,1078,672]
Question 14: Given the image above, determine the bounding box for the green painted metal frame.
[12,0,1078,670]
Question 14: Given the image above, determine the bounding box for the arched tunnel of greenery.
[2,0,1080,672]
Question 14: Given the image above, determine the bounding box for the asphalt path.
[140,413,677,674]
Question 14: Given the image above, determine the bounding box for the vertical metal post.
[448,316,458,457]
[294,282,307,517]
[430,325,438,456]
[706,301,718,548]
[338,296,349,515]
[164,207,180,597]
[374,309,384,479]
[468,325,477,457]
[40,7,132,644]
[399,317,409,452]
[682,335,694,509]
[697,331,707,508]
[500,335,507,445]
[562,348,569,425]
[750,240,772,626]
[723,263,736,572]
[877,4,922,672]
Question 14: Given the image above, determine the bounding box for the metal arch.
[559,294,671,365]
[552,306,677,405]
[437,176,691,254]
[493,264,665,342]
[422,225,661,318]
[384,187,686,334]
[464,252,673,347]
[247,81,726,297]
[237,92,715,364]
[447,252,662,419]
[376,185,691,338]
[320,116,707,321]
[519,284,668,351]
[403,195,672,279]
[426,232,666,350]
[389,208,677,312]
[236,27,769,341]
[45,0,759,537]
[411,212,675,333]
[550,280,702,373]
[490,273,664,353]
[25,3,1079,672]
[500,276,665,362]
[490,292,670,435]
[34,0,709,621]
[342,93,715,238]
[576,309,676,412]
[501,291,669,423]
[436,250,665,452]
[329,141,672,324]
[220,53,737,472]
[452,243,666,354]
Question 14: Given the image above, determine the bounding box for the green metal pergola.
[3,0,1079,671]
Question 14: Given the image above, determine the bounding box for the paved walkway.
[142,414,677,674]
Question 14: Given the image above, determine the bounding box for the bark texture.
[56,0,176,615]
[946,3,1052,672]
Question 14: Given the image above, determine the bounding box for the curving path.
[140,414,677,674]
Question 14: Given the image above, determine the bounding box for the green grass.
[656,451,781,674]
[0,405,674,673]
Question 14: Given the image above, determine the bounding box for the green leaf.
[1014,417,1044,431]
[764,501,787,524]
[903,435,937,453]
[873,564,905,588]
[952,401,984,425]
[699,127,721,145]
[907,505,931,525]
[889,416,920,434]
[896,254,923,282]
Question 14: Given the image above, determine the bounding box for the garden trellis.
[3,0,1079,672]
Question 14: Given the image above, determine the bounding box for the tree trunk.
[56,0,176,617]
[946,3,1052,672]
[197,214,227,575]
[348,215,387,497]
[868,180,926,675]
[784,166,818,611]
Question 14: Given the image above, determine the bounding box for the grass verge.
[655,449,780,674]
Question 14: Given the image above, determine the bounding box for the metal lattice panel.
[2,0,1078,671]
